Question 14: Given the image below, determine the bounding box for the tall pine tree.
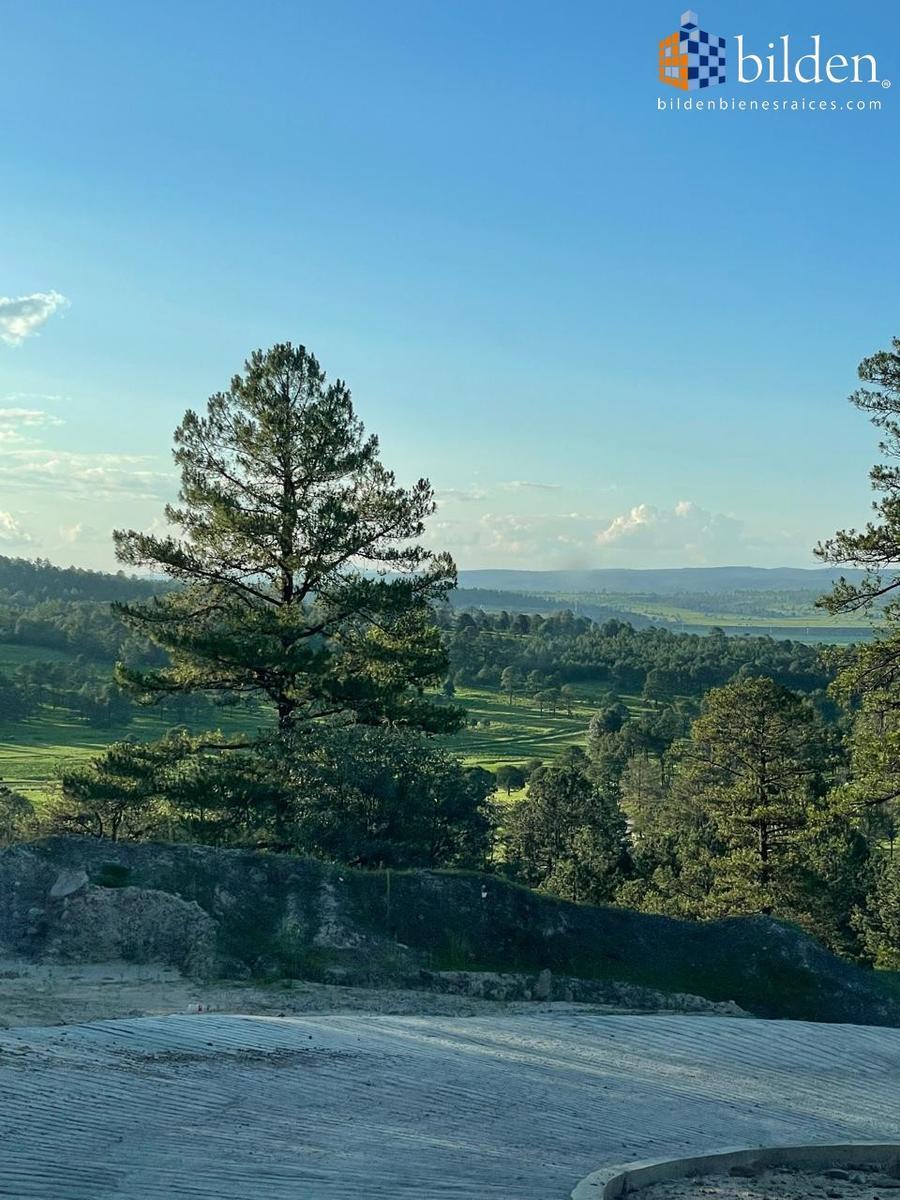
[113,343,462,734]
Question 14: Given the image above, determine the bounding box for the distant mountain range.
[0,554,872,609]
[455,567,869,596]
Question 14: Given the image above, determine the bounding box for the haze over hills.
[456,567,870,595]
[1,558,872,601]
[450,565,880,643]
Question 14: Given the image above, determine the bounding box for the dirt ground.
[2,1005,898,1200]
[637,1166,900,1200]
[0,956,670,1026]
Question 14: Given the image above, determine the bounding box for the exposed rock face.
[45,887,216,977]
[0,837,899,1026]
[532,967,553,1001]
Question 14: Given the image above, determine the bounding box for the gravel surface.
[638,1165,900,1200]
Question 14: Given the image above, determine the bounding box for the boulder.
[49,869,89,900]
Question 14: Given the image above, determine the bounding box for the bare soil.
[0,956,669,1026]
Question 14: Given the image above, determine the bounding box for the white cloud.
[0,395,173,516]
[0,448,174,501]
[435,487,488,504]
[0,408,64,427]
[0,409,63,448]
[500,480,562,492]
[478,512,533,556]
[3,392,67,404]
[430,493,803,570]
[429,509,597,569]
[595,503,658,545]
[59,521,102,545]
[0,511,33,545]
[595,499,744,561]
[0,291,69,346]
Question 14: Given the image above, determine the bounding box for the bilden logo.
[659,10,726,92]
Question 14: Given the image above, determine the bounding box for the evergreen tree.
[676,677,830,910]
[0,779,35,845]
[853,853,900,968]
[817,337,900,713]
[500,666,520,706]
[113,343,461,735]
[618,677,866,952]
[817,337,900,614]
[54,734,202,840]
[495,764,526,795]
[505,764,628,904]
[280,725,495,868]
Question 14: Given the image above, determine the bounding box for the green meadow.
[446,684,650,773]
[0,644,268,804]
[0,631,630,804]
[0,705,268,806]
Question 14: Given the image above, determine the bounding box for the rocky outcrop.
[43,886,216,977]
[0,845,216,977]
[1,837,899,1026]
[409,969,750,1014]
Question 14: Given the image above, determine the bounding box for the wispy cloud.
[0,408,64,427]
[3,392,67,404]
[0,448,174,501]
[0,291,69,346]
[0,395,174,508]
[500,480,562,492]
[435,487,488,504]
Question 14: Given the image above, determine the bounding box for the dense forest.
[0,556,168,661]
[438,606,830,696]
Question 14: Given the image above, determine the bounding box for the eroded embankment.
[1,836,899,1025]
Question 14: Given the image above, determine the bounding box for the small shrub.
[93,862,132,889]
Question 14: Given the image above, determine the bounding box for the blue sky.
[2,0,898,571]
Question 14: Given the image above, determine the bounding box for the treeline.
[643,588,827,617]
[0,555,164,605]
[2,658,229,731]
[0,597,175,732]
[0,571,830,735]
[0,557,175,726]
[0,555,168,662]
[448,587,653,627]
[440,607,830,697]
[0,599,136,661]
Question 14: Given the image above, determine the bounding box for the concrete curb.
[571,1143,900,1200]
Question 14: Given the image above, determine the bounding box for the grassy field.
[446,685,649,774]
[0,662,628,803]
[0,639,272,810]
[614,598,876,638]
[1,706,270,804]
[0,644,82,667]
[487,589,878,643]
